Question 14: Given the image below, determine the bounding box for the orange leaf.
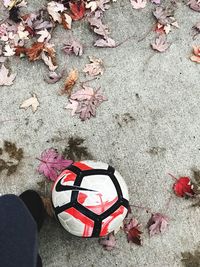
[14,46,27,56]
[26,42,45,61]
[69,2,85,21]
[61,69,79,96]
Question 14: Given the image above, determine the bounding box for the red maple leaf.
[69,1,85,21]
[169,174,194,197]
[123,218,142,245]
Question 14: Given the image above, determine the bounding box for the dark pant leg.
[19,190,45,267]
[19,190,45,232]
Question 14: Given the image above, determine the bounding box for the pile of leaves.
[0,0,116,120]
[1,0,200,121]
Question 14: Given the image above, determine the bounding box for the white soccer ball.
[52,160,129,237]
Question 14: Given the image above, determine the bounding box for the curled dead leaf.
[61,69,78,96]
[83,56,104,76]
[26,42,45,61]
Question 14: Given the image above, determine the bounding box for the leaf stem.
[168,173,177,180]
[129,204,151,213]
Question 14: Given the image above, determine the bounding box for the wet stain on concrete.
[147,147,166,156]
[181,250,200,267]
[115,113,135,127]
[62,137,93,161]
[0,141,24,176]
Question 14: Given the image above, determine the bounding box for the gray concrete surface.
[1,0,200,266]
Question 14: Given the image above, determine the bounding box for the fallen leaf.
[86,0,110,12]
[147,213,169,237]
[47,1,65,23]
[190,46,200,63]
[123,217,142,245]
[62,38,83,56]
[99,232,116,250]
[26,42,45,61]
[65,99,79,115]
[169,174,195,197]
[83,56,104,76]
[94,37,116,47]
[130,0,147,9]
[164,24,171,34]
[187,0,200,12]
[3,44,15,56]
[69,1,85,21]
[0,64,16,86]
[66,85,107,121]
[44,71,64,84]
[86,1,98,12]
[151,34,170,52]
[43,43,57,66]
[14,45,27,56]
[37,29,51,43]
[193,21,200,32]
[41,51,57,71]
[20,93,39,113]
[61,13,72,29]
[37,148,73,181]
[151,0,161,4]
[153,7,175,26]
[61,69,78,96]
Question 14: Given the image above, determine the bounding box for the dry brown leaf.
[26,42,45,61]
[83,56,104,76]
[61,69,78,96]
[14,46,27,56]
[43,43,57,66]
[61,13,72,29]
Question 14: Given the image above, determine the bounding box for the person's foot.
[19,190,45,231]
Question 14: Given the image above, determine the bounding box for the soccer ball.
[52,160,129,237]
